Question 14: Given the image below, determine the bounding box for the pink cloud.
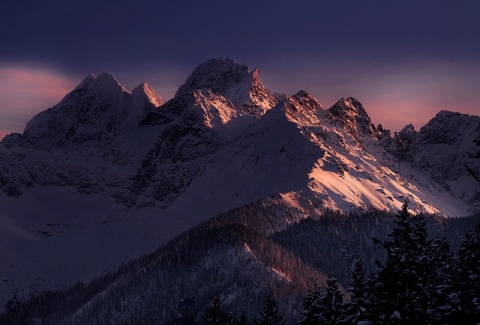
[0,66,77,138]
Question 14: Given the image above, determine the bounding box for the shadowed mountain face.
[22,73,162,147]
[2,58,478,214]
[0,58,479,312]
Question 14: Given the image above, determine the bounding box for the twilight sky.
[1,1,479,139]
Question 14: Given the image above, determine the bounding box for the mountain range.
[0,57,479,322]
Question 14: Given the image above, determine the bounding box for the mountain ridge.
[0,57,479,311]
[1,58,478,213]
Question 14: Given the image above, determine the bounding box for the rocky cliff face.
[175,57,280,118]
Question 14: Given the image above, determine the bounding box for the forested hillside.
[2,201,479,324]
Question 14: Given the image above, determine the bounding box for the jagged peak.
[74,74,95,90]
[225,65,278,117]
[328,97,373,136]
[23,72,143,145]
[94,72,129,93]
[175,57,250,97]
[434,110,465,119]
[97,71,117,80]
[174,58,278,118]
[418,110,479,142]
[330,97,365,112]
[293,90,311,98]
[273,91,323,127]
[292,90,317,102]
[429,110,480,129]
[72,72,129,96]
[290,90,323,111]
[400,123,415,135]
[329,97,369,119]
[132,82,163,107]
[133,81,150,90]
[423,110,478,129]
[248,68,264,90]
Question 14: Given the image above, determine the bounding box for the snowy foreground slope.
[0,57,479,308]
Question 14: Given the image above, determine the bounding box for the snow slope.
[0,57,478,308]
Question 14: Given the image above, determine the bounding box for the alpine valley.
[0,58,479,324]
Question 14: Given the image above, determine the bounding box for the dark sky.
[1,0,479,137]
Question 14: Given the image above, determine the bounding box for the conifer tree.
[298,286,322,325]
[374,201,431,323]
[317,275,344,324]
[344,257,368,324]
[256,295,285,325]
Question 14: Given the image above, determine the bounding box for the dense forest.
[1,201,479,324]
[206,203,480,324]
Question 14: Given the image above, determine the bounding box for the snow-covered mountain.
[0,57,479,310]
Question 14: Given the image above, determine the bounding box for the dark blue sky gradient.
[0,0,479,135]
